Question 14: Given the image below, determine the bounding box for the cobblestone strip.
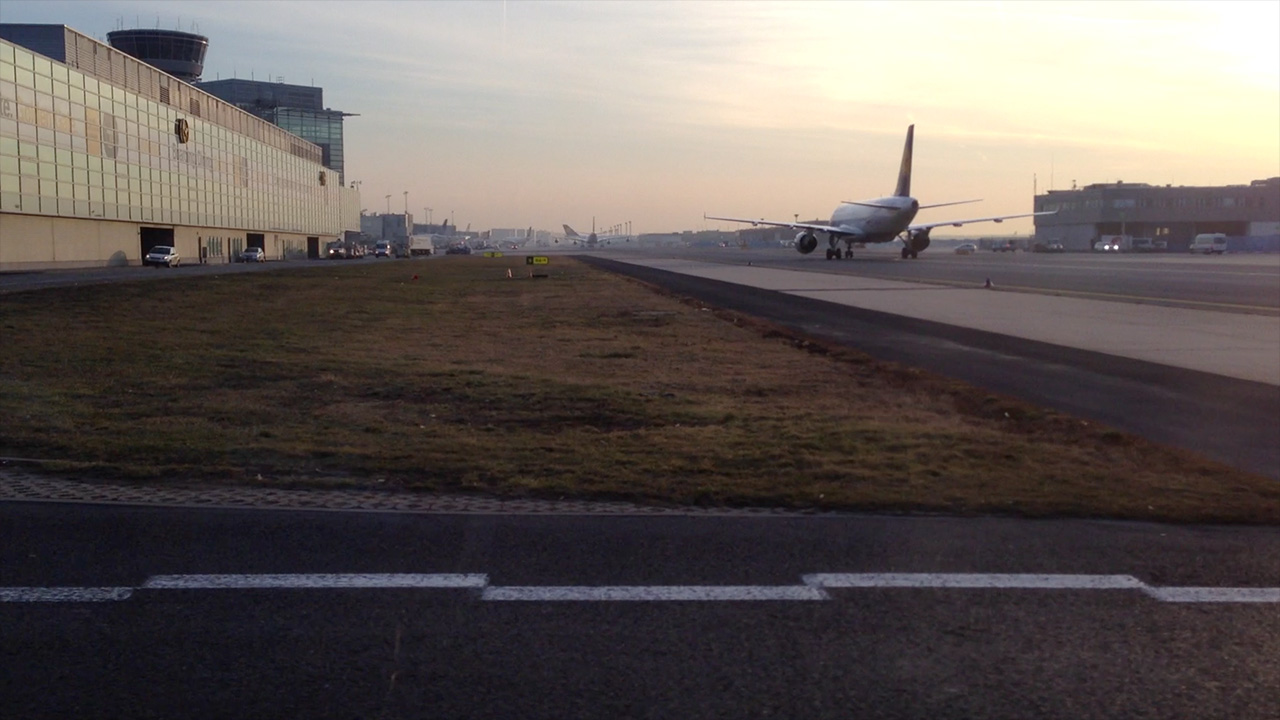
[0,466,813,517]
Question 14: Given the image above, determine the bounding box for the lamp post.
[384,195,391,214]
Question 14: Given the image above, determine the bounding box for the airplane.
[562,219,628,248]
[705,125,1054,260]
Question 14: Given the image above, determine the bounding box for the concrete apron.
[621,258,1280,386]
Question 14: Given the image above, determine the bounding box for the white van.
[1190,233,1228,255]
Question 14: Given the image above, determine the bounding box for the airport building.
[0,24,360,270]
[196,78,355,186]
[1033,178,1280,251]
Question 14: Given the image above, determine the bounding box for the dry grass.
[1,256,1276,523]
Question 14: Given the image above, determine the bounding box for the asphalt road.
[2,502,1278,720]
[0,255,410,294]
[634,246,1280,314]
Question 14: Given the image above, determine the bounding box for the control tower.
[106,28,208,82]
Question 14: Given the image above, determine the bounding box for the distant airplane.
[563,219,627,248]
[705,125,1054,259]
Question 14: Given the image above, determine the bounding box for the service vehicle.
[1190,233,1228,254]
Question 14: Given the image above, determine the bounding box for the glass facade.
[196,79,352,186]
[0,37,342,235]
[269,107,347,185]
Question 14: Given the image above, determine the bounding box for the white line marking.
[1142,587,1280,603]
[6,575,1276,604]
[0,587,134,602]
[482,585,831,602]
[142,573,489,590]
[803,573,1147,590]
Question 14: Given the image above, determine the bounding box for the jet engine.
[907,228,932,254]
[794,231,818,254]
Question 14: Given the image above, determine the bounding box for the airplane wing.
[702,214,862,238]
[909,210,1056,232]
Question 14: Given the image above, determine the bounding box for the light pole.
[384,195,391,214]
[425,207,432,225]
[403,191,408,215]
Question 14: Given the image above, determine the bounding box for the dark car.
[445,244,472,255]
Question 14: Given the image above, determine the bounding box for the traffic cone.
[506,268,513,279]
[412,274,419,281]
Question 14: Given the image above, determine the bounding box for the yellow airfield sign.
[526,256,549,265]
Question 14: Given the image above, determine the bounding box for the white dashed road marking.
[1141,587,1280,603]
[0,587,134,602]
[481,585,830,602]
[142,573,489,590]
[802,573,1148,590]
[3,573,1277,604]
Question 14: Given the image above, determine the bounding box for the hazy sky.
[2,1,1277,235]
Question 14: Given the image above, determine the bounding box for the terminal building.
[1033,178,1280,251]
[0,24,360,270]
[196,78,355,186]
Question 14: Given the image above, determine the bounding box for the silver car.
[143,245,180,267]
[239,247,266,263]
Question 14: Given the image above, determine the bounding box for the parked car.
[238,247,266,263]
[374,242,392,258]
[445,244,472,255]
[954,243,977,255]
[991,241,1017,252]
[143,245,180,267]
[1032,242,1065,253]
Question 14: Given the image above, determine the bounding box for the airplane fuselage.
[829,196,920,244]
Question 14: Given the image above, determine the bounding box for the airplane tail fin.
[562,224,579,237]
[894,124,914,197]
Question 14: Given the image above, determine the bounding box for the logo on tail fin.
[894,124,914,198]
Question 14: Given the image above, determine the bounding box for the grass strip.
[1,256,1275,523]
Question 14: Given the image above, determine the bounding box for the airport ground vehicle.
[408,237,434,257]
[445,244,472,255]
[954,243,976,255]
[326,241,366,259]
[143,246,180,267]
[238,247,266,263]
[1190,233,1228,254]
[1095,236,1126,252]
[374,242,393,258]
[1032,242,1065,253]
[991,241,1017,252]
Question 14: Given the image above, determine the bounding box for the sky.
[2,0,1277,235]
